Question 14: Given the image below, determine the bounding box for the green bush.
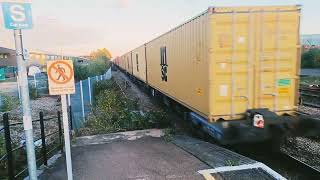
[74,57,110,81]
[0,135,6,156]
[92,78,117,100]
[80,79,169,135]
[163,128,175,142]
[0,93,19,112]
[301,49,320,68]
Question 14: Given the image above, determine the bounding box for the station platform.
[39,129,285,180]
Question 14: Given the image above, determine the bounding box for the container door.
[254,10,300,112]
[211,12,255,119]
[211,8,299,119]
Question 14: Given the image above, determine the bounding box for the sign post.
[47,60,75,180]
[2,2,36,179]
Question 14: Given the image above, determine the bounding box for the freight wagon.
[115,6,320,145]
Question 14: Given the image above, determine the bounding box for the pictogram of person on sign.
[56,64,66,81]
[48,61,74,85]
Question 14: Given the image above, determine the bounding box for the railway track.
[300,87,320,108]
[184,117,320,179]
[284,152,320,176]
[223,142,320,179]
[239,111,320,179]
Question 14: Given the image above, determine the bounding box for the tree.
[301,48,320,68]
[90,48,112,60]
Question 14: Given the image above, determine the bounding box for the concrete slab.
[173,135,256,167]
[40,136,209,180]
[40,130,285,180]
[174,135,284,180]
[73,129,164,147]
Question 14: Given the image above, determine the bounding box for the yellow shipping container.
[146,6,301,122]
[123,52,133,74]
[120,55,127,71]
[132,45,147,82]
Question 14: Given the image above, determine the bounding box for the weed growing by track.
[76,79,170,136]
[163,128,176,142]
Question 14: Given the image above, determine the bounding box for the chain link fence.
[69,68,112,129]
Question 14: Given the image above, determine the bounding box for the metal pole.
[80,80,85,121]
[96,76,98,81]
[17,75,21,100]
[61,95,73,180]
[13,29,37,180]
[57,111,63,153]
[33,75,37,88]
[67,94,71,106]
[88,77,92,105]
[69,106,73,130]
[39,112,47,166]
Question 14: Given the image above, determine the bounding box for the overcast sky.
[0,0,318,56]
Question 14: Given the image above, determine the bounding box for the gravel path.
[298,105,320,116]
[112,70,160,112]
[0,96,61,145]
[281,105,320,171]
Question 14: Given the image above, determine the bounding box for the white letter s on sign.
[10,5,26,22]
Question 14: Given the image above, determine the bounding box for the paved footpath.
[40,130,209,180]
[40,129,283,180]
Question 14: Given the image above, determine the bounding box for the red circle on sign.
[48,61,74,84]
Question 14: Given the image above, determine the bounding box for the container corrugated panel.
[145,5,300,122]
[209,6,300,120]
[132,45,147,82]
[119,56,124,70]
[146,11,210,117]
[124,52,133,74]
[121,56,126,70]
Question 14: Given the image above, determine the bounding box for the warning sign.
[47,60,75,95]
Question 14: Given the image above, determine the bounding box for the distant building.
[0,47,77,75]
[0,47,16,67]
[0,47,17,78]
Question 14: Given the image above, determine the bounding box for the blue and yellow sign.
[1,2,33,29]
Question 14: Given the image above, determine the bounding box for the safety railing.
[0,111,63,179]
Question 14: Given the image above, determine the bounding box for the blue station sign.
[1,2,33,29]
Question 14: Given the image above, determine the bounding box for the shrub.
[92,78,117,100]
[0,93,19,112]
[0,135,6,156]
[163,128,175,142]
[74,57,110,81]
[79,79,170,135]
[301,49,320,68]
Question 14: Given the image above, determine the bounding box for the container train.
[114,6,320,145]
